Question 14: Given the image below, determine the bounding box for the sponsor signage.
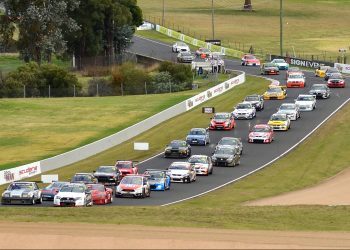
[334,63,350,74]
[0,161,41,185]
[202,107,215,114]
[205,39,222,46]
[271,55,334,69]
[134,142,150,151]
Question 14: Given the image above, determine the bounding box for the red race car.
[241,54,260,66]
[286,72,305,88]
[248,124,274,144]
[209,112,236,130]
[327,73,345,88]
[86,184,113,205]
[115,160,139,176]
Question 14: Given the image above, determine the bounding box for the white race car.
[54,183,93,207]
[232,102,256,119]
[295,94,316,111]
[1,182,42,205]
[188,155,213,176]
[172,42,190,53]
[277,103,300,121]
[271,58,289,70]
[167,162,196,183]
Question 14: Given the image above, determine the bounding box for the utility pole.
[280,0,283,56]
[211,0,215,40]
[162,0,165,26]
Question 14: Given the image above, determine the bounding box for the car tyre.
[31,197,36,205]
[36,196,42,204]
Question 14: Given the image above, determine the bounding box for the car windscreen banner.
[334,63,350,74]
[270,55,334,68]
[0,161,41,185]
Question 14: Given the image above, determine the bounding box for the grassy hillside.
[1,76,350,232]
[139,0,350,59]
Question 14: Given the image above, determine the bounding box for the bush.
[87,77,114,96]
[82,66,111,77]
[158,61,193,85]
[150,71,173,93]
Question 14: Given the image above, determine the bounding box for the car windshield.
[214,113,229,119]
[270,114,286,121]
[96,166,115,173]
[8,183,34,191]
[88,184,105,192]
[297,96,314,101]
[177,42,186,46]
[329,74,343,79]
[245,96,259,101]
[218,138,238,146]
[72,175,91,182]
[47,182,66,189]
[188,156,207,164]
[311,85,326,90]
[189,129,205,135]
[274,59,285,63]
[121,177,142,185]
[265,63,276,67]
[181,52,192,56]
[116,162,132,169]
[279,104,295,110]
[170,141,186,147]
[267,88,281,93]
[245,55,255,60]
[252,127,270,132]
[289,68,299,72]
[236,103,251,109]
[60,185,85,193]
[148,172,164,179]
[215,148,234,155]
[169,165,188,170]
[288,74,304,79]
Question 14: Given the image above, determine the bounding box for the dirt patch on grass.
[1,222,350,249]
[247,167,350,206]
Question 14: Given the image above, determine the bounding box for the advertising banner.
[0,161,41,185]
[270,55,334,68]
[334,63,350,74]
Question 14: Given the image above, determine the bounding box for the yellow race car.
[315,65,331,78]
[263,85,287,100]
[268,113,291,131]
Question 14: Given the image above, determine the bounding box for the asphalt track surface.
[4,36,350,207]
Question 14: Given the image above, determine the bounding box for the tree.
[243,0,253,11]
[0,0,80,64]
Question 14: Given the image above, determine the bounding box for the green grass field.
[1,76,350,232]
[139,0,350,59]
[0,72,230,170]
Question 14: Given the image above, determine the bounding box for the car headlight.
[225,121,229,126]
[75,197,82,201]
[135,187,143,193]
[22,193,30,198]
[55,196,61,200]
[180,149,187,153]
[2,193,10,198]
[227,156,234,161]
[183,173,189,177]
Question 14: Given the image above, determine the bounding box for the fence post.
[169,81,172,93]
[121,82,124,96]
[96,83,99,96]
[49,85,51,98]
[73,85,76,97]
[23,85,26,98]
[145,82,147,95]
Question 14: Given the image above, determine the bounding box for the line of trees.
[0,0,143,64]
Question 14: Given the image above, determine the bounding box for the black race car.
[164,140,191,158]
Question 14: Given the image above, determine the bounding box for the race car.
[164,140,191,158]
[211,145,241,167]
[177,51,194,63]
[263,86,287,100]
[172,42,190,53]
[167,162,196,183]
[195,47,212,58]
[143,169,171,191]
[93,165,122,186]
[327,73,345,88]
[324,67,340,81]
[216,137,243,155]
[186,128,210,146]
[241,54,260,66]
[309,84,330,99]
[41,181,69,201]
[295,94,316,111]
[248,124,274,144]
[71,173,98,184]
[232,102,256,119]
[315,65,331,78]
[54,183,93,207]
[115,160,139,176]
[116,175,151,198]
[87,184,113,205]
[277,103,300,121]
[244,94,264,111]
[286,67,301,79]
[188,155,213,176]
[260,63,279,75]
[1,182,42,205]
[286,72,305,88]
[209,112,236,130]
[268,113,291,131]
[270,58,289,70]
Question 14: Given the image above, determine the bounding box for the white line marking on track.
[161,97,350,206]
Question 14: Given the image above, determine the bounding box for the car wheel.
[110,195,113,203]
[187,177,191,183]
[210,167,213,175]
[31,197,36,205]
[141,189,146,199]
[36,196,42,204]
[237,159,241,165]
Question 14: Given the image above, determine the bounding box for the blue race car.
[186,128,210,146]
[144,169,171,191]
